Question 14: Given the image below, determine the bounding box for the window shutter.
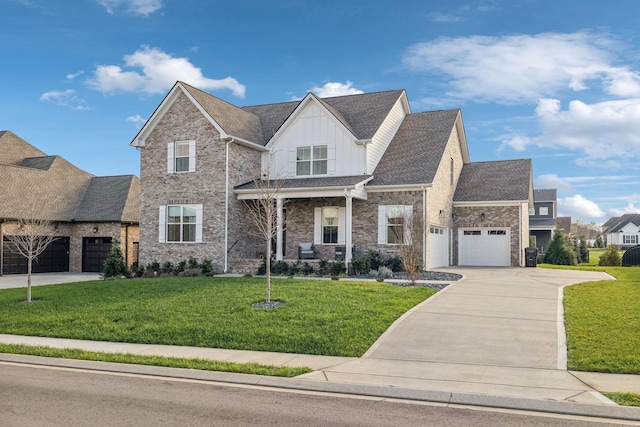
[188,140,196,172]
[338,207,346,244]
[377,205,386,244]
[195,204,203,243]
[314,207,322,245]
[404,205,413,244]
[159,205,166,243]
[167,142,175,173]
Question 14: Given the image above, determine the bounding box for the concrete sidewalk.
[0,272,101,289]
[1,268,640,421]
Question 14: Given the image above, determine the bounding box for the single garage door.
[82,237,112,272]
[458,228,510,266]
[429,226,448,268]
[2,236,70,274]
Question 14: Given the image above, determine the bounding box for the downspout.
[224,138,234,273]
[421,186,427,269]
[0,219,3,276]
[124,223,131,267]
[519,204,524,267]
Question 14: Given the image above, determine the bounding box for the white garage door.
[459,228,510,266]
[429,226,448,268]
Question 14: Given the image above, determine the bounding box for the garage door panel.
[459,228,510,267]
[2,237,70,274]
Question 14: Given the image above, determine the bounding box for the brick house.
[131,82,533,273]
[0,131,140,274]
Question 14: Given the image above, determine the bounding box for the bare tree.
[5,215,59,303]
[389,205,423,285]
[243,172,287,304]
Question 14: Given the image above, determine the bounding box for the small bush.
[274,260,289,275]
[599,245,622,266]
[384,256,403,273]
[331,261,345,276]
[289,261,301,276]
[368,269,379,278]
[188,257,199,269]
[102,239,128,278]
[302,262,315,276]
[368,251,383,271]
[178,268,202,277]
[351,257,370,275]
[200,259,213,275]
[257,259,267,275]
[544,229,577,265]
[146,261,160,273]
[378,266,394,279]
[162,261,174,274]
[318,260,329,276]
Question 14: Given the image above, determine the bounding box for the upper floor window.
[167,140,196,173]
[538,206,549,216]
[296,145,327,176]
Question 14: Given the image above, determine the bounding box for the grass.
[0,343,310,377]
[602,392,640,407]
[0,276,435,358]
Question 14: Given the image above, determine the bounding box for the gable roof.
[533,189,556,202]
[0,132,139,223]
[454,159,533,202]
[370,109,461,187]
[0,130,47,165]
[606,213,640,233]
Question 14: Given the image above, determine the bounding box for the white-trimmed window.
[158,204,202,243]
[296,145,327,176]
[314,207,345,245]
[624,235,638,245]
[538,206,549,216]
[167,140,196,173]
[378,205,412,245]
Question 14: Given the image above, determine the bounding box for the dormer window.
[539,206,549,216]
[296,145,327,176]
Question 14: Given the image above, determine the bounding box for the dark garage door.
[83,237,112,272]
[2,236,70,274]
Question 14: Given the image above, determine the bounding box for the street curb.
[2,353,639,422]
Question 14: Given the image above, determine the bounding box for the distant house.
[0,131,140,274]
[130,82,534,273]
[529,189,558,252]
[602,214,640,249]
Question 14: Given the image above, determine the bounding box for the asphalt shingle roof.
[606,213,640,233]
[533,188,556,202]
[0,132,139,223]
[235,175,372,191]
[454,159,532,202]
[370,110,460,186]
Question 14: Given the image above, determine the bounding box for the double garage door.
[458,228,511,267]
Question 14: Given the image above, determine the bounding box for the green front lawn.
[563,267,640,374]
[0,276,435,358]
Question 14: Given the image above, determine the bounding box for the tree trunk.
[27,257,32,303]
[265,239,271,303]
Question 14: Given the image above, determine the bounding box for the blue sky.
[3,0,640,225]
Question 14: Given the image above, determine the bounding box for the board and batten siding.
[366,95,409,174]
[264,100,366,178]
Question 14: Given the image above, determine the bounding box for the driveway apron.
[301,267,615,403]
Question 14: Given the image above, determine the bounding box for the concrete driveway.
[0,272,101,289]
[302,267,616,403]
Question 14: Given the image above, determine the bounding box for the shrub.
[599,245,622,266]
[330,260,345,276]
[257,259,267,275]
[301,262,315,276]
[368,251,383,271]
[162,261,174,274]
[199,259,213,275]
[289,261,301,276]
[274,260,289,275]
[146,261,160,273]
[178,268,202,277]
[578,236,589,263]
[368,269,379,278]
[350,257,370,275]
[188,257,199,269]
[384,256,403,273]
[176,260,187,273]
[102,239,128,278]
[377,266,394,279]
[544,229,577,266]
[318,260,329,276]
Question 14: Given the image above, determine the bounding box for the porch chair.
[298,242,315,260]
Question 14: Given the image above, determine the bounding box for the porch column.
[276,197,284,261]
[345,192,353,272]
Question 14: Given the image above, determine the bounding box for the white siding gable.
[366,94,409,174]
[264,98,366,178]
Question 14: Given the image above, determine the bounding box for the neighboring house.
[0,131,140,275]
[529,189,560,253]
[131,82,534,273]
[602,214,640,249]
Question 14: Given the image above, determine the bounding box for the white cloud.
[535,174,574,193]
[558,194,606,219]
[40,89,89,111]
[97,0,162,16]
[503,97,640,162]
[126,114,147,128]
[66,70,84,80]
[88,46,246,97]
[608,203,640,217]
[309,81,364,98]
[427,12,460,23]
[402,32,640,104]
